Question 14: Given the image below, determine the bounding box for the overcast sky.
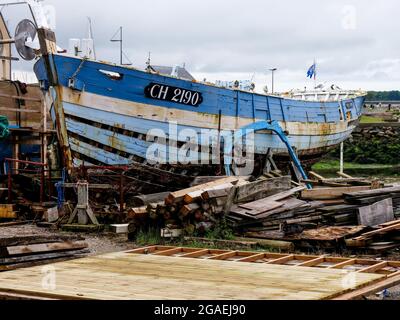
[2,0,400,91]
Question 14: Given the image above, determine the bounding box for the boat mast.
[111,26,132,66]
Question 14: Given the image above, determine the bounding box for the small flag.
[307,63,316,79]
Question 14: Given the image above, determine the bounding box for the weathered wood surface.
[0,251,385,300]
[357,198,394,227]
[301,186,371,200]
[345,186,400,199]
[165,177,240,204]
[2,241,88,258]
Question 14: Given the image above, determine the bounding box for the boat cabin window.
[338,106,344,121]
[99,69,124,80]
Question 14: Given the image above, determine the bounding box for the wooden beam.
[166,177,240,204]
[0,107,40,113]
[208,251,237,260]
[180,249,210,258]
[301,186,371,200]
[3,241,88,257]
[337,172,354,179]
[152,247,183,256]
[358,262,388,274]
[309,171,326,180]
[236,253,266,263]
[328,259,357,269]
[0,92,42,102]
[266,255,295,265]
[332,274,400,300]
[298,257,326,267]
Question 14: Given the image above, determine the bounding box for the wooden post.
[7,161,12,204]
[340,142,344,174]
[120,172,124,214]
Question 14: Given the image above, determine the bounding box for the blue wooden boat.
[32,29,366,175]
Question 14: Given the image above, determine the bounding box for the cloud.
[3,0,400,90]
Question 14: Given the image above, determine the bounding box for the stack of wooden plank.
[0,235,89,271]
[127,176,292,237]
[344,186,400,218]
[346,220,400,252]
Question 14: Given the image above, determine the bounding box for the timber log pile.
[0,235,89,271]
[128,173,400,252]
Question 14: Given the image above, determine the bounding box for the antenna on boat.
[110,26,132,66]
[87,17,96,59]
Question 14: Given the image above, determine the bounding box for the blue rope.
[56,168,66,209]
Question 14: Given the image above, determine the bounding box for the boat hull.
[34,55,366,169]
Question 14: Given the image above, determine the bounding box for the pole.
[120,27,123,66]
[271,70,274,94]
[269,68,277,94]
[7,161,12,204]
[340,142,344,174]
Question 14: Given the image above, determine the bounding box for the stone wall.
[340,123,400,165]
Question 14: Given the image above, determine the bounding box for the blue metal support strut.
[224,121,312,189]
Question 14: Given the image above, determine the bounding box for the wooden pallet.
[0,248,387,300]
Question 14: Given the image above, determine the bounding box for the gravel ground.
[0,224,138,256]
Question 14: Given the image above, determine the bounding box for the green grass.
[135,227,162,246]
[312,160,395,171]
[360,115,386,124]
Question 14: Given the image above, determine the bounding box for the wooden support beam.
[298,257,326,267]
[208,251,237,260]
[337,172,354,179]
[358,262,388,274]
[3,241,88,257]
[127,246,158,254]
[180,249,210,259]
[0,93,42,102]
[333,274,400,300]
[328,259,357,269]
[166,177,240,204]
[266,255,295,265]
[236,253,266,263]
[152,247,183,256]
[309,171,326,180]
[0,107,40,113]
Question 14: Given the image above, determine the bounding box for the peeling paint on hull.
[33,54,366,168]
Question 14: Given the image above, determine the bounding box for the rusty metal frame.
[5,158,47,204]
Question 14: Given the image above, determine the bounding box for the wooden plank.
[333,274,400,300]
[152,247,183,256]
[235,176,292,203]
[357,198,394,227]
[266,255,295,265]
[236,253,266,263]
[166,177,240,204]
[0,107,40,114]
[337,172,354,179]
[328,259,357,269]
[298,257,326,267]
[239,199,283,213]
[301,186,371,200]
[3,242,88,257]
[0,92,42,102]
[180,249,210,258]
[345,186,400,199]
[309,171,326,180]
[351,221,400,241]
[208,251,237,260]
[358,262,388,274]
